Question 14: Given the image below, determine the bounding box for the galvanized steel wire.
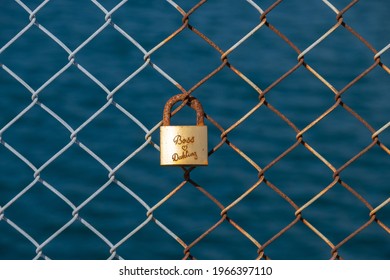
[0,0,389,259]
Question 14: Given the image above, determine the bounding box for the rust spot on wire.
[1,0,388,260]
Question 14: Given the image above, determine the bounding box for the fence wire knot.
[0,0,388,259]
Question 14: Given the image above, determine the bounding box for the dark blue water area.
[0,1,389,259]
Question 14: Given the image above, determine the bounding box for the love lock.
[160,94,208,166]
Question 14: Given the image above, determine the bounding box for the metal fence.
[0,0,389,259]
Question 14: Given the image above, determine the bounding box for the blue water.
[0,1,389,259]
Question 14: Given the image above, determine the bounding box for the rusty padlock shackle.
[162,94,205,126]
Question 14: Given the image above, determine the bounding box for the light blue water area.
[0,1,389,259]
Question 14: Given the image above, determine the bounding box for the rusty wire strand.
[0,0,388,259]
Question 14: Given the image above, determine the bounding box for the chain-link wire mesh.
[0,0,389,259]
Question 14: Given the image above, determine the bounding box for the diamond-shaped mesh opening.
[42,220,112,259]
[0,26,69,89]
[302,105,374,167]
[0,220,37,260]
[77,182,148,244]
[227,26,299,89]
[264,220,332,259]
[113,145,170,206]
[39,145,110,206]
[338,145,390,207]
[263,144,333,207]
[301,182,374,245]
[188,220,259,260]
[1,0,388,260]
[336,222,390,260]
[0,2,29,47]
[340,67,390,130]
[116,221,184,260]
[188,0,260,50]
[226,103,297,167]
[195,67,261,128]
[34,1,106,50]
[330,1,390,49]
[151,29,222,89]
[0,75,36,128]
[152,181,222,243]
[198,144,260,205]
[265,0,336,50]
[227,180,297,243]
[112,1,182,51]
[303,27,376,90]
[0,147,33,205]
[266,66,336,130]
[2,105,71,167]
[75,104,148,167]
[35,65,110,128]
[74,26,146,88]
[112,66,179,128]
[3,181,73,243]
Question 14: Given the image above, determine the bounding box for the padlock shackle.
[162,94,205,126]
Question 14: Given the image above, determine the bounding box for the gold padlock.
[160,94,208,166]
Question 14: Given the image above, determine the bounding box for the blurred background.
[0,0,389,259]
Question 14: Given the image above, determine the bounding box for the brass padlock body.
[160,94,208,166]
[160,125,208,166]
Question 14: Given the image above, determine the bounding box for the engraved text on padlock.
[160,95,208,166]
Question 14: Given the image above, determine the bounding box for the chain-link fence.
[0,0,389,259]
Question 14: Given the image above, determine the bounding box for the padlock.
[160,94,208,166]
